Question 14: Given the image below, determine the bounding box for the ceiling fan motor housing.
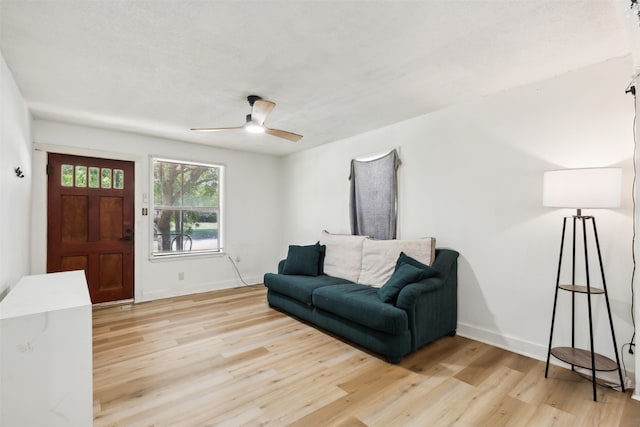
[247,95,262,106]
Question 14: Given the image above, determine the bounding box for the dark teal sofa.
[264,249,459,363]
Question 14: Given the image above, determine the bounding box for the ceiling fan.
[191,95,303,142]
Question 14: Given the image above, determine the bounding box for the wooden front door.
[47,153,134,303]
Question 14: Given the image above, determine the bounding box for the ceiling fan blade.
[251,99,275,126]
[264,127,303,142]
[190,126,244,132]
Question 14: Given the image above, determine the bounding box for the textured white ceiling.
[0,0,635,156]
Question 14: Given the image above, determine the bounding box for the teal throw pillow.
[378,263,425,304]
[395,252,439,279]
[282,244,321,276]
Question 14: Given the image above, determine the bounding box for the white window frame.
[150,157,225,259]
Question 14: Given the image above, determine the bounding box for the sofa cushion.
[312,284,408,335]
[396,252,439,279]
[377,263,425,304]
[358,237,436,287]
[282,244,321,276]
[319,230,369,283]
[264,273,353,305]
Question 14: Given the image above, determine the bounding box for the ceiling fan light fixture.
[245,121,265,134]
[191,95,302,142]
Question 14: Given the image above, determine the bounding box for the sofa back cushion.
[319,230,369,283]
[358,237,435,287]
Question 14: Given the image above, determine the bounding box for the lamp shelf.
[550,347,619,372]
[558,284,604,294]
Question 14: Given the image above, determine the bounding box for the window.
[60,164,125,190]
[152,158,223,257]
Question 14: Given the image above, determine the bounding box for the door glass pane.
[113,169,124,189]
[75,166,87,187]
[61,164,74,186]
[101,168,112,189]
[89,167,100,188]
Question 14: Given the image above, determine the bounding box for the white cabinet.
[0,270,92,426]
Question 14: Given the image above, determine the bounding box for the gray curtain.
[349,149,401,239]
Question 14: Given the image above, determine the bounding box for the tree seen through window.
[152,159,222,255]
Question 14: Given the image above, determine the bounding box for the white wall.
[31,120,282,301]
[0,52,32,298]
[633,71,640,400]
[281,56,637,376]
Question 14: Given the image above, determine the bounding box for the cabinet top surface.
[0,270,91,319]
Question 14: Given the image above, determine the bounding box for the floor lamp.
[543,167,625,401]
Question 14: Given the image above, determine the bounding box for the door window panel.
[59,164,124,190]
[89,167,100,188]
[75,166,87,187]
[61,164,74,186]
[101,168,112,188]
[114,169,124,189]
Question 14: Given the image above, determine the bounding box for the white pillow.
[358,238,436,288]
[319,230,369,282]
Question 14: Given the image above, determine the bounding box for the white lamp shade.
[543,168,621,209]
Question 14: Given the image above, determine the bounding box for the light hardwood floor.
[93,285,640,426]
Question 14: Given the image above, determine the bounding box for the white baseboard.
[137,276,262,302]
[457,322,548,362]
[457,321,636,390]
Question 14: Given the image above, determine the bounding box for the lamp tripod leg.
[546,218,567,378]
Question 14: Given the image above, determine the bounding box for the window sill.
[149,251,227,262]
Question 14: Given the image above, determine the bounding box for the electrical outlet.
[178,272,184,280]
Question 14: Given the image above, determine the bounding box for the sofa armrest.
[277,259,287,274]
[395,249,459,351]
[396,248,458,305]
[431,248,460,277]
[395,277,443,307]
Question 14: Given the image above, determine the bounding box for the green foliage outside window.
[152,159,222,255]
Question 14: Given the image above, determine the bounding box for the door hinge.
[46,164,53,175]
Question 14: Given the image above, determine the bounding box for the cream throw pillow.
[358,238,436,288]
[319,230,369,282]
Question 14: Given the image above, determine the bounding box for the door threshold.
[93,298,134,307]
